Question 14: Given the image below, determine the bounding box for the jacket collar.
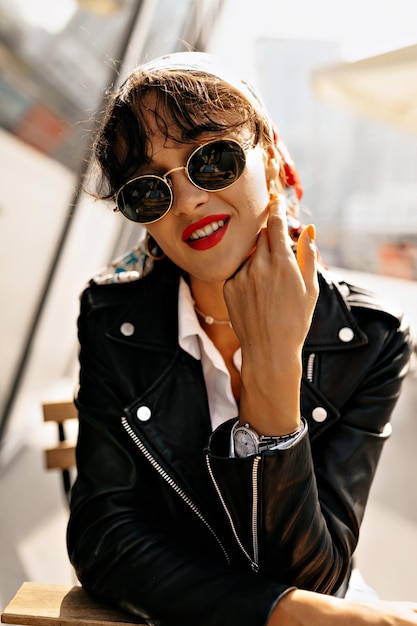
[105,260,180,354]
[103,263,368,353]
[304,267,368,351]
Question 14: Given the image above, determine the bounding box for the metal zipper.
[206,453,260,573]
[121,416,230,565]
[306,352,316,383]
[251,456,261,569]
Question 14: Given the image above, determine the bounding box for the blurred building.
[0,0,225,462]
[255,38,417,277]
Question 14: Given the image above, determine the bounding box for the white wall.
[0,130,130,464]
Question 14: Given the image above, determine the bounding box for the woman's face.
[140,109,279,284]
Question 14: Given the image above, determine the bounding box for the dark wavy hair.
[89,68,274,201]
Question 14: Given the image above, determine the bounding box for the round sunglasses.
[114,138,246,224]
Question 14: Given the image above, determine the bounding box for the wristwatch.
[232,421,304,458]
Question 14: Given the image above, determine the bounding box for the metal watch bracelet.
[230,419,306,457]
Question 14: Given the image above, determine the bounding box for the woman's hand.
[268,589,417,626]
[224,194,318,435]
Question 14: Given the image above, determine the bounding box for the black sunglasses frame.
[114,138,246,224]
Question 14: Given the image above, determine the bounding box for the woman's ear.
[264,144,281,186]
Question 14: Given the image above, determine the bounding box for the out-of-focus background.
[1,0,416,611]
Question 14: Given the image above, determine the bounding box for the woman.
[67,51,416,625]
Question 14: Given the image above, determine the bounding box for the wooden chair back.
[43,400,77,503]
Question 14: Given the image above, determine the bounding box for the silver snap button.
[338,327,354,342]
[136,406,151,422]
[312,406,327,422]
[120,322,135,336]
[339,283,350,297]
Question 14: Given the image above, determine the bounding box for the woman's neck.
[189,276,230,324]
[189,276,241,401]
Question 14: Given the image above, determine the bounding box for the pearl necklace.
[194,306,232,327]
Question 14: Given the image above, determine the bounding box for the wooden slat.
[1,582,147,626]
[45,443,76,470]
[43,401,77,423]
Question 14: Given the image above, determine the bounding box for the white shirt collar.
[178,277,202,360]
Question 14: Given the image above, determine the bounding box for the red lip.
[182,214,230,251]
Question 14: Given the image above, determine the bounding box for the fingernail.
[269,180,278,200]
[307,224,316,241]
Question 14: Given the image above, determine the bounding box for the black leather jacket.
[67,257,412,626]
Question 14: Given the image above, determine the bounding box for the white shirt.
[178,277,241,431]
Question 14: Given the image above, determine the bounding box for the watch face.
[234,427,258,457]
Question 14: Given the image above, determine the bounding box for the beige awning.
[312,44,417,134]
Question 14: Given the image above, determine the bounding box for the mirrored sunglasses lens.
[117,177,171,223]
[188,140,246,191]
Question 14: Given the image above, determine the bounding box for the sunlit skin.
[139,103,319,437]
[140,96,277,332]
[143,127,275,402]
[144,136,273,285]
